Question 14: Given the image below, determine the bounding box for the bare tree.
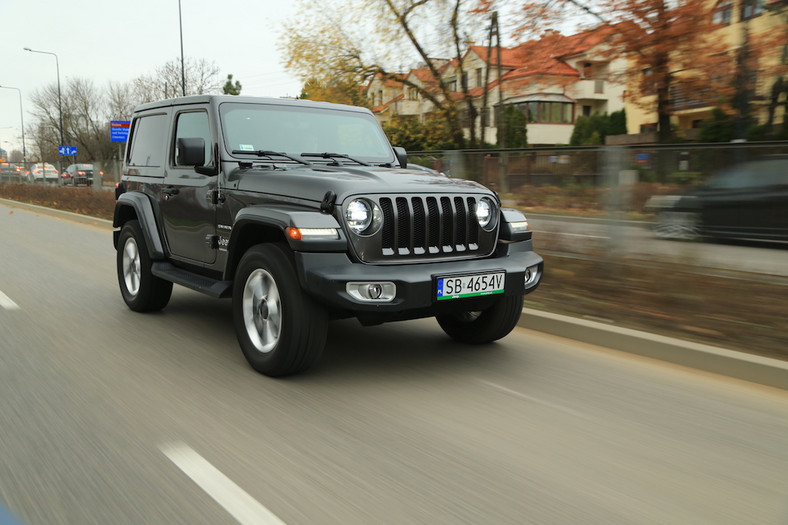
[30,78,116,164]
[106,81,137,121]
[281,0,489,147]
[28,57,224,166]
[131,58,222,103]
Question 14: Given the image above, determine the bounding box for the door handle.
[162,187,180,196]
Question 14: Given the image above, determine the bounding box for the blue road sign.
[110,121,131,143]
[58,146,77,155]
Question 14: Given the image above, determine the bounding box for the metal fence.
[410,141,788,213]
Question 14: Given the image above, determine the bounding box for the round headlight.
[476,198,495,229]
[346,199,373,234]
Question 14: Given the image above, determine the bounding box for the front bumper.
[295,241,542,321]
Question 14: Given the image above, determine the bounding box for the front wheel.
[436,294,524,344]
[655,211,701,240]
[232,244,328,377]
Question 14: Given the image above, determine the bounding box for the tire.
[436,294,524,344]
[116,220,173,312]
[232,244,328,377]
[655,211,700,240]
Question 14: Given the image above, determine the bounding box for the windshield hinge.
[211,190,226,205]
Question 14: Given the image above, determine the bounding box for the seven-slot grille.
[349,194,498,263]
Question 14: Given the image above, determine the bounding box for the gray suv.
[114,95,542,376]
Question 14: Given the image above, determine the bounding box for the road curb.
[0,198,113,227]
[519,308,788,391]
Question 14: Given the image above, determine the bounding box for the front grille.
[348,194,497,263]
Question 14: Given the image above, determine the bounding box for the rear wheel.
[117,220,172,312]
[436,294,524,344]
[232,244,328,377]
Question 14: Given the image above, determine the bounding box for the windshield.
[706,159,788,189]
[219,102,394,164]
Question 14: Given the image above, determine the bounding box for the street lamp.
[0,85,28,168]
[24,47,64,179]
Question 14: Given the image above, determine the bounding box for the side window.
[751,160,788,187]
[174,111,212,167]
[128,114,168,167]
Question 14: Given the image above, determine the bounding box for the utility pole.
[481,12,509,193]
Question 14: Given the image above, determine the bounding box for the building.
[625,0,787,139]
[366,25,627,146]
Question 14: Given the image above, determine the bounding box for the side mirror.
[177,137,205,167]
[393,146,408,169]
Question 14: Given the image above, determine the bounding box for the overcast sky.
[0,0,304,156]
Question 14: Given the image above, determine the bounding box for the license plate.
[437,272,505,301]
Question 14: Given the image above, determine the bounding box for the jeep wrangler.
[113,95,542,376]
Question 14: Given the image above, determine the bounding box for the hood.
[226,164,489,204]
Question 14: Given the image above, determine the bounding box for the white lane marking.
[161,442,286,525]
[478,380,590,419]
[0,290,20,310]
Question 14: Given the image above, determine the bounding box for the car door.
[701,159,788,240]
[159,108,218,264]
[751,158,788,240]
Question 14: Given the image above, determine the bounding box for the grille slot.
[371,194,494,262]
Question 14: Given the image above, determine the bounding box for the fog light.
[524,265,540,287]
[346,282,396,302]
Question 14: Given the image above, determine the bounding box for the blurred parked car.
[646,155,788,242]
[26,163,59,183]
[62,163,97,186]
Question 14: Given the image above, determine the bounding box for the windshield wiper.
[231,149,311,165]
[300,152,369,166]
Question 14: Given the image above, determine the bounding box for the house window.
[537,102,573,123]
[481,107,491,127]
[461,72,468,90]
[446,77,457,92]
[408,88,419,101]
[642,67,657,95]
[509,101,574,124]
[460,108,473,127]
[378,90,383,105]
[583,105,592,117]
[476,68,483,88]
[712,0,732,24]
[741,0,763,20]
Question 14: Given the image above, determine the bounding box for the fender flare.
[113,192,166,259]
[225,206,346,278]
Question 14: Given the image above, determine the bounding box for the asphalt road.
[528,214,788,277]
[2,201,788,524]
